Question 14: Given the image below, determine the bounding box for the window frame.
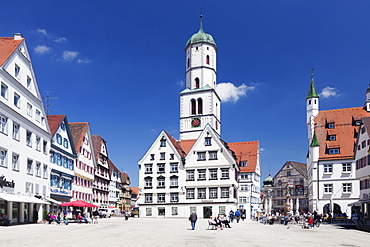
[209,188,218,199]
[0,115,7,135]
[324,184,333,193]
[186,170,195,181]
[323,164,333,173]
[209,169,218,180]
[186,188,195,199]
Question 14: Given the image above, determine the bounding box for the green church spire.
[185,15,217,49]
[307,69,319,99]
[310,132,320,147]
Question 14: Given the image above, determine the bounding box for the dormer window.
[328,148,340,154]
[327,123,335,129]
[328,135,336,141]
[240,161,247,167]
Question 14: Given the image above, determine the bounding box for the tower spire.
[307,68,319,99]
[199,14,204,32]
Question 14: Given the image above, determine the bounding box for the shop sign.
[0,175,15,188]
[50,188,71,196]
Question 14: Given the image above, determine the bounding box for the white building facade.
[354,116,370,217]
[306,74,365,216]
[47,115,76,205]
[69,122,96,204]
[138,17,261,218]
[108,159,121,214]
[0,34,50,223]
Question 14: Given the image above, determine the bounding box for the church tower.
[306,70,319,145]
[180,16,221,140]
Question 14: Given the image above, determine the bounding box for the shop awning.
[18,195,50,204]
[348,200,370,207]
[0,193,30,203]
[44,197,62,205]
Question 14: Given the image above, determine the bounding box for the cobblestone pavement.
[1,217,370,247]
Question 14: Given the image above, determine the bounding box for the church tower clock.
[180,15,221,140]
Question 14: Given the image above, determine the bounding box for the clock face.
[191,118,201,127]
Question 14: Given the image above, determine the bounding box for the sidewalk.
[1,217,370,247]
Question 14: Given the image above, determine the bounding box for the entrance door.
[203,206,212,218]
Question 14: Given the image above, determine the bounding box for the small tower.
[180,16,221,140]
[306,70,319,145]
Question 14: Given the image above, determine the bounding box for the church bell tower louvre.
[180,15,221,141]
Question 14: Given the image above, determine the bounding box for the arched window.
[195,78,200,88]
[187,58,190,68]
[206,55,210,65]
[191,99,196,115]
[197,98,203,114]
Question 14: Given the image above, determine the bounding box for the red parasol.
[60,200,98,207]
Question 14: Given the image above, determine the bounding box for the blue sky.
[3,1,370,186]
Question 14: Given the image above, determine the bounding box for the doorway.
[203,206,212,218]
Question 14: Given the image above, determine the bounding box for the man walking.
[189,210,198,230]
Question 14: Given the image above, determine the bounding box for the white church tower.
[180,15,221,140]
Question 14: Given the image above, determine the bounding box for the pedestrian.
[125,210,130,220]
[189,210,197,230]
[235,209,241,223]
[229,210,234,223]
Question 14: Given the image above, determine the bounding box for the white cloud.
[216,82,255,103]
[320,86,340,98]
[54,37,67,43]
[77,58,90,64]
[62,51,79,61]
[34,45,50,54]
[176,79,184,87]
[260,148,266,152]
[37,29,48,35]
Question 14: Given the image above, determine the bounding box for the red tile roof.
[46,115,66,135]
[130,187,139,195]
[68,122,89,153]
[314,106,370,160]
[0,37,23,66]
[107,158,120,178]
[120,172,130,184]
[179,139,197,155]
[228,141,259,173]
[92,135,106,163]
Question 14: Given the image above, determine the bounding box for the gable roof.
[46,115,66,135]
[178,139,197,155]
[228,141,259,173]
[286,161,307,178]
[92,135,107,162]
[0,37,24,66]
[120,172,130,184]
[107,158,120,175]
[165,131,187,158]
[68,122,89,153]
[314,106,370,160]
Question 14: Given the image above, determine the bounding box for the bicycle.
[314,219,321,228]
